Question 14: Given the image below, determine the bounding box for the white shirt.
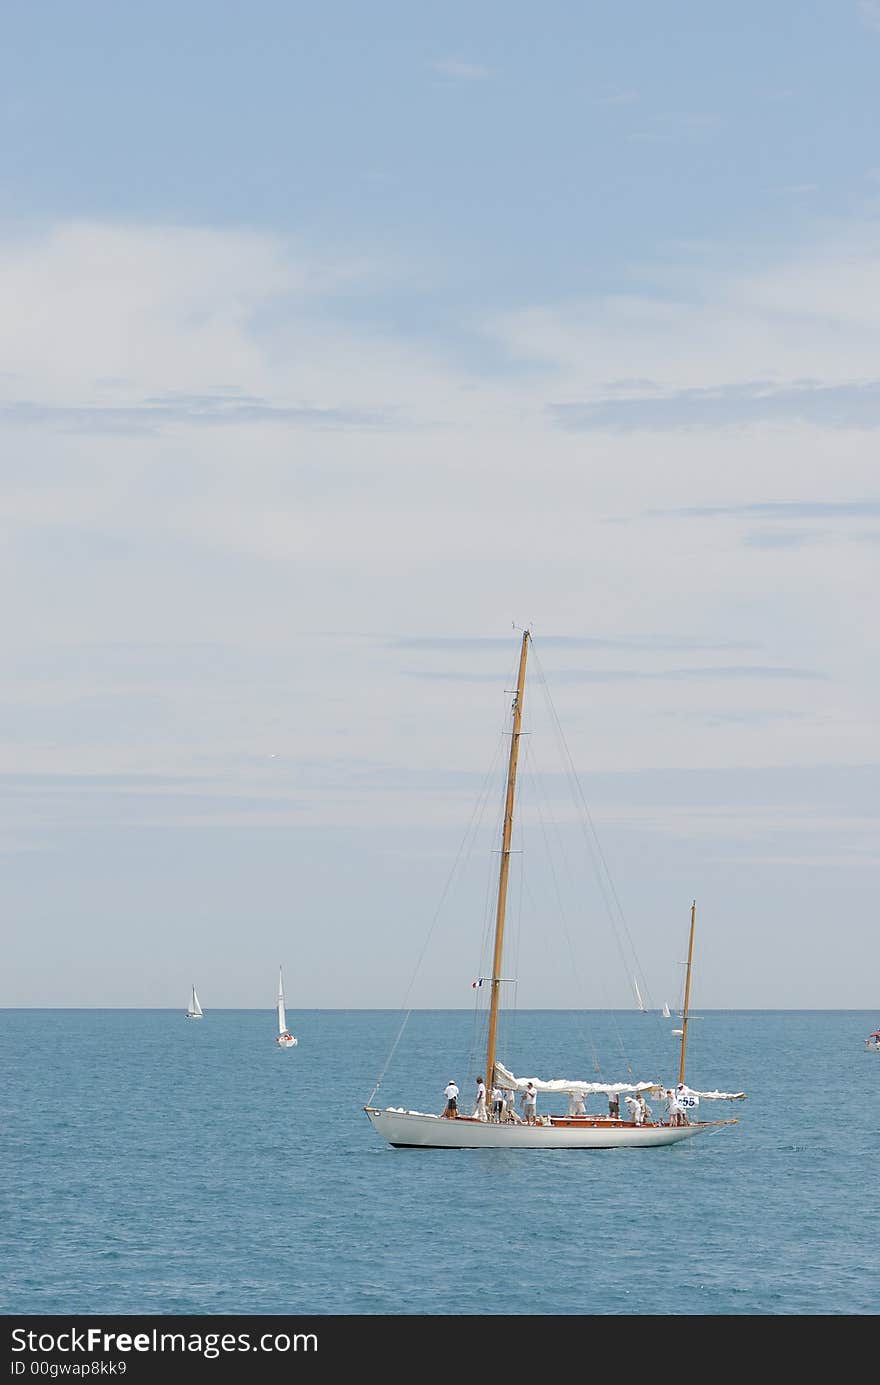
[523,1085,537,1106]
[491,1088,503,1104]
[476,1081,486,1101]
[445,1083,459,1101]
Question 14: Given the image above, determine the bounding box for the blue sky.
[1,3,879,1008]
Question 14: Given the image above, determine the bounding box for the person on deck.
[442,1079,459,1118]
[504,1088,521,1123]
[522,1081,538,1125]
[637,1093,652,1125]
[675,1083,693,1124]
[490,1085,504,1122]
[568,1090,587,1117]
[473,1076,488,1121]
[607,1091,620,1119]
[665,1087,684,1126]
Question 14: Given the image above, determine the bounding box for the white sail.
[277,970,287,1034]
[633,977,647,1012]
[494,1061,657,1098]
[275,968,297,1046]
[662,1002,671,1019]
[186,986,203,1018]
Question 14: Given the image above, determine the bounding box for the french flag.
[472,978,484,989]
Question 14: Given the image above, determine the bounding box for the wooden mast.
[678,900,696,1085]
[485,629,529,1091]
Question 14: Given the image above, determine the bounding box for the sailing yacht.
[276,968,297,1048]
[661,1002,671,1019]
[364,630,745,1150]
[185,986,203,1019]
[865,1030,880,1052]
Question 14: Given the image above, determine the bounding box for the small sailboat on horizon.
[185,985,203,1020]
[276,967,297,1048]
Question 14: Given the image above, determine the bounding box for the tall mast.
[485,629,529,1090]
[678,899,696,1085]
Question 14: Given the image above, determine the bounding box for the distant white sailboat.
[185,985,203,1019]
[276,968,297,1048]
[633,977,647,1013]
[662,1002,671,1019]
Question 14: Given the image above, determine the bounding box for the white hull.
[277,1034,297,1048]
[365,1107,729,1149]
[185,1013,202,1019]
[865,1038,880,1052]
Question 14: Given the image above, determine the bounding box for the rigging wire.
[516,734,610,1078]
[366,729,505,1107]
[530,641,665,1020]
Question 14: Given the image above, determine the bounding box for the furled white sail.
[494,1062,745,1102]
[494,1061,657,1098]
[685,1088,747,1101]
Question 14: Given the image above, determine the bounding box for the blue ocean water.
[1,1008,878,1317]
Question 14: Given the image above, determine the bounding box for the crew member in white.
[522,1081,538,1125]
[443,1080,459,1118]
[473,1076,487,1121]
[568,1090,587,1117]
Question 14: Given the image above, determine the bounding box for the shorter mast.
[485,630,529,1090]
[678,900,696,1085]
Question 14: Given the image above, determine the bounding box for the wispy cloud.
[0,221,453,439]
[626,112,719,143]
[0,393,386,435]
[593,87,638,105]
[626,130,675,144]
[431,59,491,81]
[405,665,824,683]
[549,380,880,431]
[743,528,824,549]
[650,499,880,520]
[391,635,757,653]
